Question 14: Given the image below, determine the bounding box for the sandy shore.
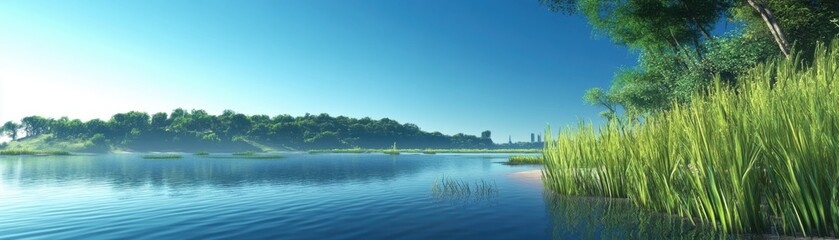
[509,170,543,184]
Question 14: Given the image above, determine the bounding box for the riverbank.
[2,134,542,155]
[509,170,543,185]
[308,148,540,154]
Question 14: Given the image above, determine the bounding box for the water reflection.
[544,194,735,239]
[0,154,750,239]
[0,154,550,240]
[0,154,447,189]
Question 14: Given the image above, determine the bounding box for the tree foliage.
[1,121,20,140]
[1,109,497,150]
[544,0,839,116]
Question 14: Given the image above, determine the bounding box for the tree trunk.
[694,19,712,40]
[746,0,791,58]
[682,3,712,40]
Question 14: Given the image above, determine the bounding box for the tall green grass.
[543,39,839,236]
[508,155,544,164]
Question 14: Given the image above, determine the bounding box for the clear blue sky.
[0,0,637,143]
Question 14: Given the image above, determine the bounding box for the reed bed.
[508,155,544,164]
[543,40,839,237]
[0,149,71,155]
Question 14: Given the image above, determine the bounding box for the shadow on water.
[543,193,762,240]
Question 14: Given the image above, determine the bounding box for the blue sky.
[0,0,638,143]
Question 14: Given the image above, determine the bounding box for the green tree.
[89,133,107,146]
[151,112,168,131]
[109,111,150,140]
[219,110,251,137]
[10,109,506,150]
[2,121,20,140]
[481,130,491,139]
[542,0,824,58]
[51,117,85,138]
[228,113,252,136]
[543,0,839,115]
[84,119,109,138]
[583,88,625,127]
[21,116,50,137]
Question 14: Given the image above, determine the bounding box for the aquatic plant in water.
[432,176,498,203]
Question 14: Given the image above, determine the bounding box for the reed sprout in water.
[432,176,498,202]
[542,39,839,236]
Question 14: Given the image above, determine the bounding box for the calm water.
[0,153,722,239]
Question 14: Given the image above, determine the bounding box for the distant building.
[508,135,512,144]
[537,134,541,143]
[531,133,535,143]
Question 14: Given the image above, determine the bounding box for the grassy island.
[142,154,183,159]
[0,149,71,156]
[508,155,544,164]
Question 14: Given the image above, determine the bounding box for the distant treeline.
[0,109,517,151]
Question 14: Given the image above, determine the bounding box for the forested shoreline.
[0,109,535,152]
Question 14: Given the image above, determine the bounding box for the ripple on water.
[0,154,612,239]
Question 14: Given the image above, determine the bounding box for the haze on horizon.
[0,0,636,143]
